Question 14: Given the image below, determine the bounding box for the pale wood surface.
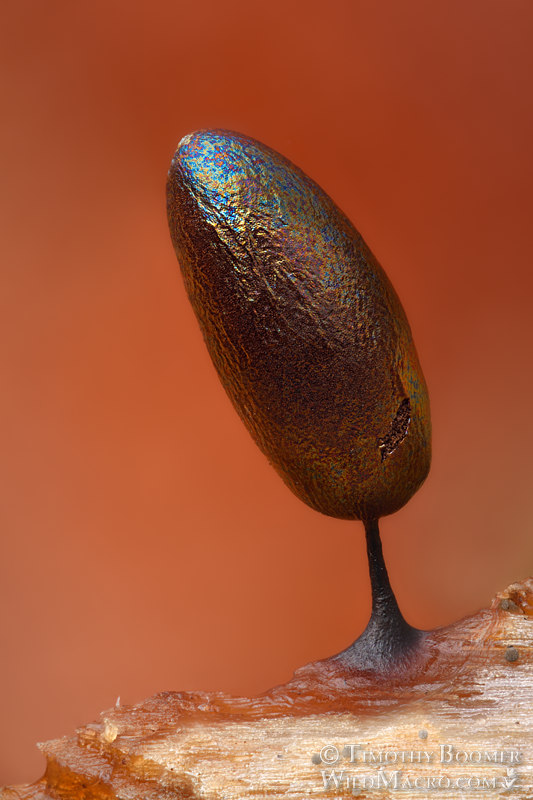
[3,579,532,799]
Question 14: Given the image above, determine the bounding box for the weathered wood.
[3,579,532,799]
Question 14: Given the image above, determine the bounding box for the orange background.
[2,0,533,785]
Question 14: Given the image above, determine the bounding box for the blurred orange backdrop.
[1,0,533,785]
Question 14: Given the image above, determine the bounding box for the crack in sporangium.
[378,397,411,462]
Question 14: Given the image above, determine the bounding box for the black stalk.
[332,518,423,672]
